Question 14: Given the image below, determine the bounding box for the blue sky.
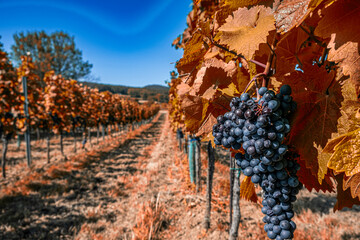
[0,0,191,87]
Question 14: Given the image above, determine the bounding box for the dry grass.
[132,194,169,240]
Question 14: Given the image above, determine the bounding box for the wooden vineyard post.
[178,136,182,151]
[102,124,105,141]
[184,134,188,154]
[72,126,77,153]
[17,134,21,149]
[2,135,9,178]
[22,76,32,166]
[204,141,215,230]
[195,137,201,193]
[96,124,100,144]
[47,129,51,163]
[229,169,241,240]
[88,128,92,147]
[188,137,196,183]
[229,151,234,226]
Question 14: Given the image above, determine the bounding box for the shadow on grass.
[294,193,360,214]
[0,194,85,240]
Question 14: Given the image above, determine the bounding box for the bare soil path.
[0,111,171,239]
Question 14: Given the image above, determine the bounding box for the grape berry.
[212,85,302,240]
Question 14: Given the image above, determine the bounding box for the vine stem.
[244,73,264,94]
[262,33,279,88]
[299,25,327,48]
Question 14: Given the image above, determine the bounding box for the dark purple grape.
[273,225,282,234]
[276,170,287,180]
[270,216,280,225]
[243,167,254,176]
[217,115,225,124]
[263,92,273,102]
[263,107,272,115]
[267,231,277,239]
[257,128,266,136]
[247,146,256,155]
[240,93,250,101]
[285,211,294,219]
[267,165,275,173]
[274,161,284,171]
[281,202,292,211]
[258,87,268,96]
[289,220,296,230]
[235,109,243,117]
[273,205,283,215]
[221,138,230,147]
[280,85,292,95]
[250,158,260,167]
[244,109,255,119]
[268,100,280,111]
[280,230,292,239]
[264,140,271,148]
[215,132,222,140]
[262,206,270,214]
[224,120,232,128]
[273,191,282,199]
[240,160,250,169]
[280,220,291,230]
[266,197,276,208]
[251,174,261,183]
[278,214,287,221]
[288,177,299,188]
[265,149,275,158]
[228,136,235,144]
[232,142,241,150]
[268,132,277,140]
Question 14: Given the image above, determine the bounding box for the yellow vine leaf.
[315,144,332,184]
[181,95,209,133]
[319,79,360,182]
[326,128,360,177]
[217,6,275,60]
[218,82,239,96]
[240,176,258,202]
[176,32,207,74]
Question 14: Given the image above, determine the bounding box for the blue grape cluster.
[212,85,302,240]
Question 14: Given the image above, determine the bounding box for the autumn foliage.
[169,0,360,210]
[0,49,160,177]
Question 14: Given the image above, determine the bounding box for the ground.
[0,110,360,240]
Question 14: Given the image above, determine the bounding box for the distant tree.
[11,31,92,80]
[140,89,149,100]
[128,88,141,98]
[0,36,3,51]
[81,74,100,83]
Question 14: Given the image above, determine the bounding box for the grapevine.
[169,0,360,238]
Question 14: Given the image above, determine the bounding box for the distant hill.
[81,82,169,103]
[143,84,169,91]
